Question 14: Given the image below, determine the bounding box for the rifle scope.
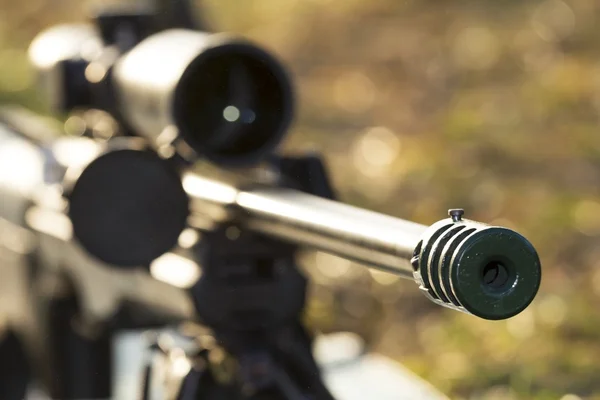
[28,25,294,166]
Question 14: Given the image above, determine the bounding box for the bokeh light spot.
[64,115,87,136]
[315,251,352,279]
[453,27,500,71]
[572,200,600,236]
[531,0,576,42]
[369,269,399,286]
[560,395,582,400]
[506,308,535,339]
[536,294,566,327]
[352,126,400,178]
[178,228,200,249]
[334,71,376,112]
[435,351,470,380]
[223,105,240,122]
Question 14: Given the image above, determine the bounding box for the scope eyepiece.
[412,215,541,320]
[173,42,293,164]
[67,147,189,268]
[114,29,294,166]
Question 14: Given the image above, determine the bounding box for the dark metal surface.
[68,148,189,267]
[412,215,542,320]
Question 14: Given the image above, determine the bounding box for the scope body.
[28,23,294,166]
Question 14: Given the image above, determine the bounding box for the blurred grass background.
[1,0,600,399]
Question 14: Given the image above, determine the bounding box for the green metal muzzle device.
[412,210,541,320]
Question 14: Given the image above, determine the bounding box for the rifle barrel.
[182,172,541,320]
[239,189,424,278]
[182,172,423,277]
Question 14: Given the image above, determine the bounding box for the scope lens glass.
[175,46,291,164]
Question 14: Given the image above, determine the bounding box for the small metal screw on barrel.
[448,208,464,222]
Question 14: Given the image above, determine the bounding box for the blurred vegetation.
[2,0,600,399]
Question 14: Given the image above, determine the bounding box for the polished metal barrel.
[183,172,425,278]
